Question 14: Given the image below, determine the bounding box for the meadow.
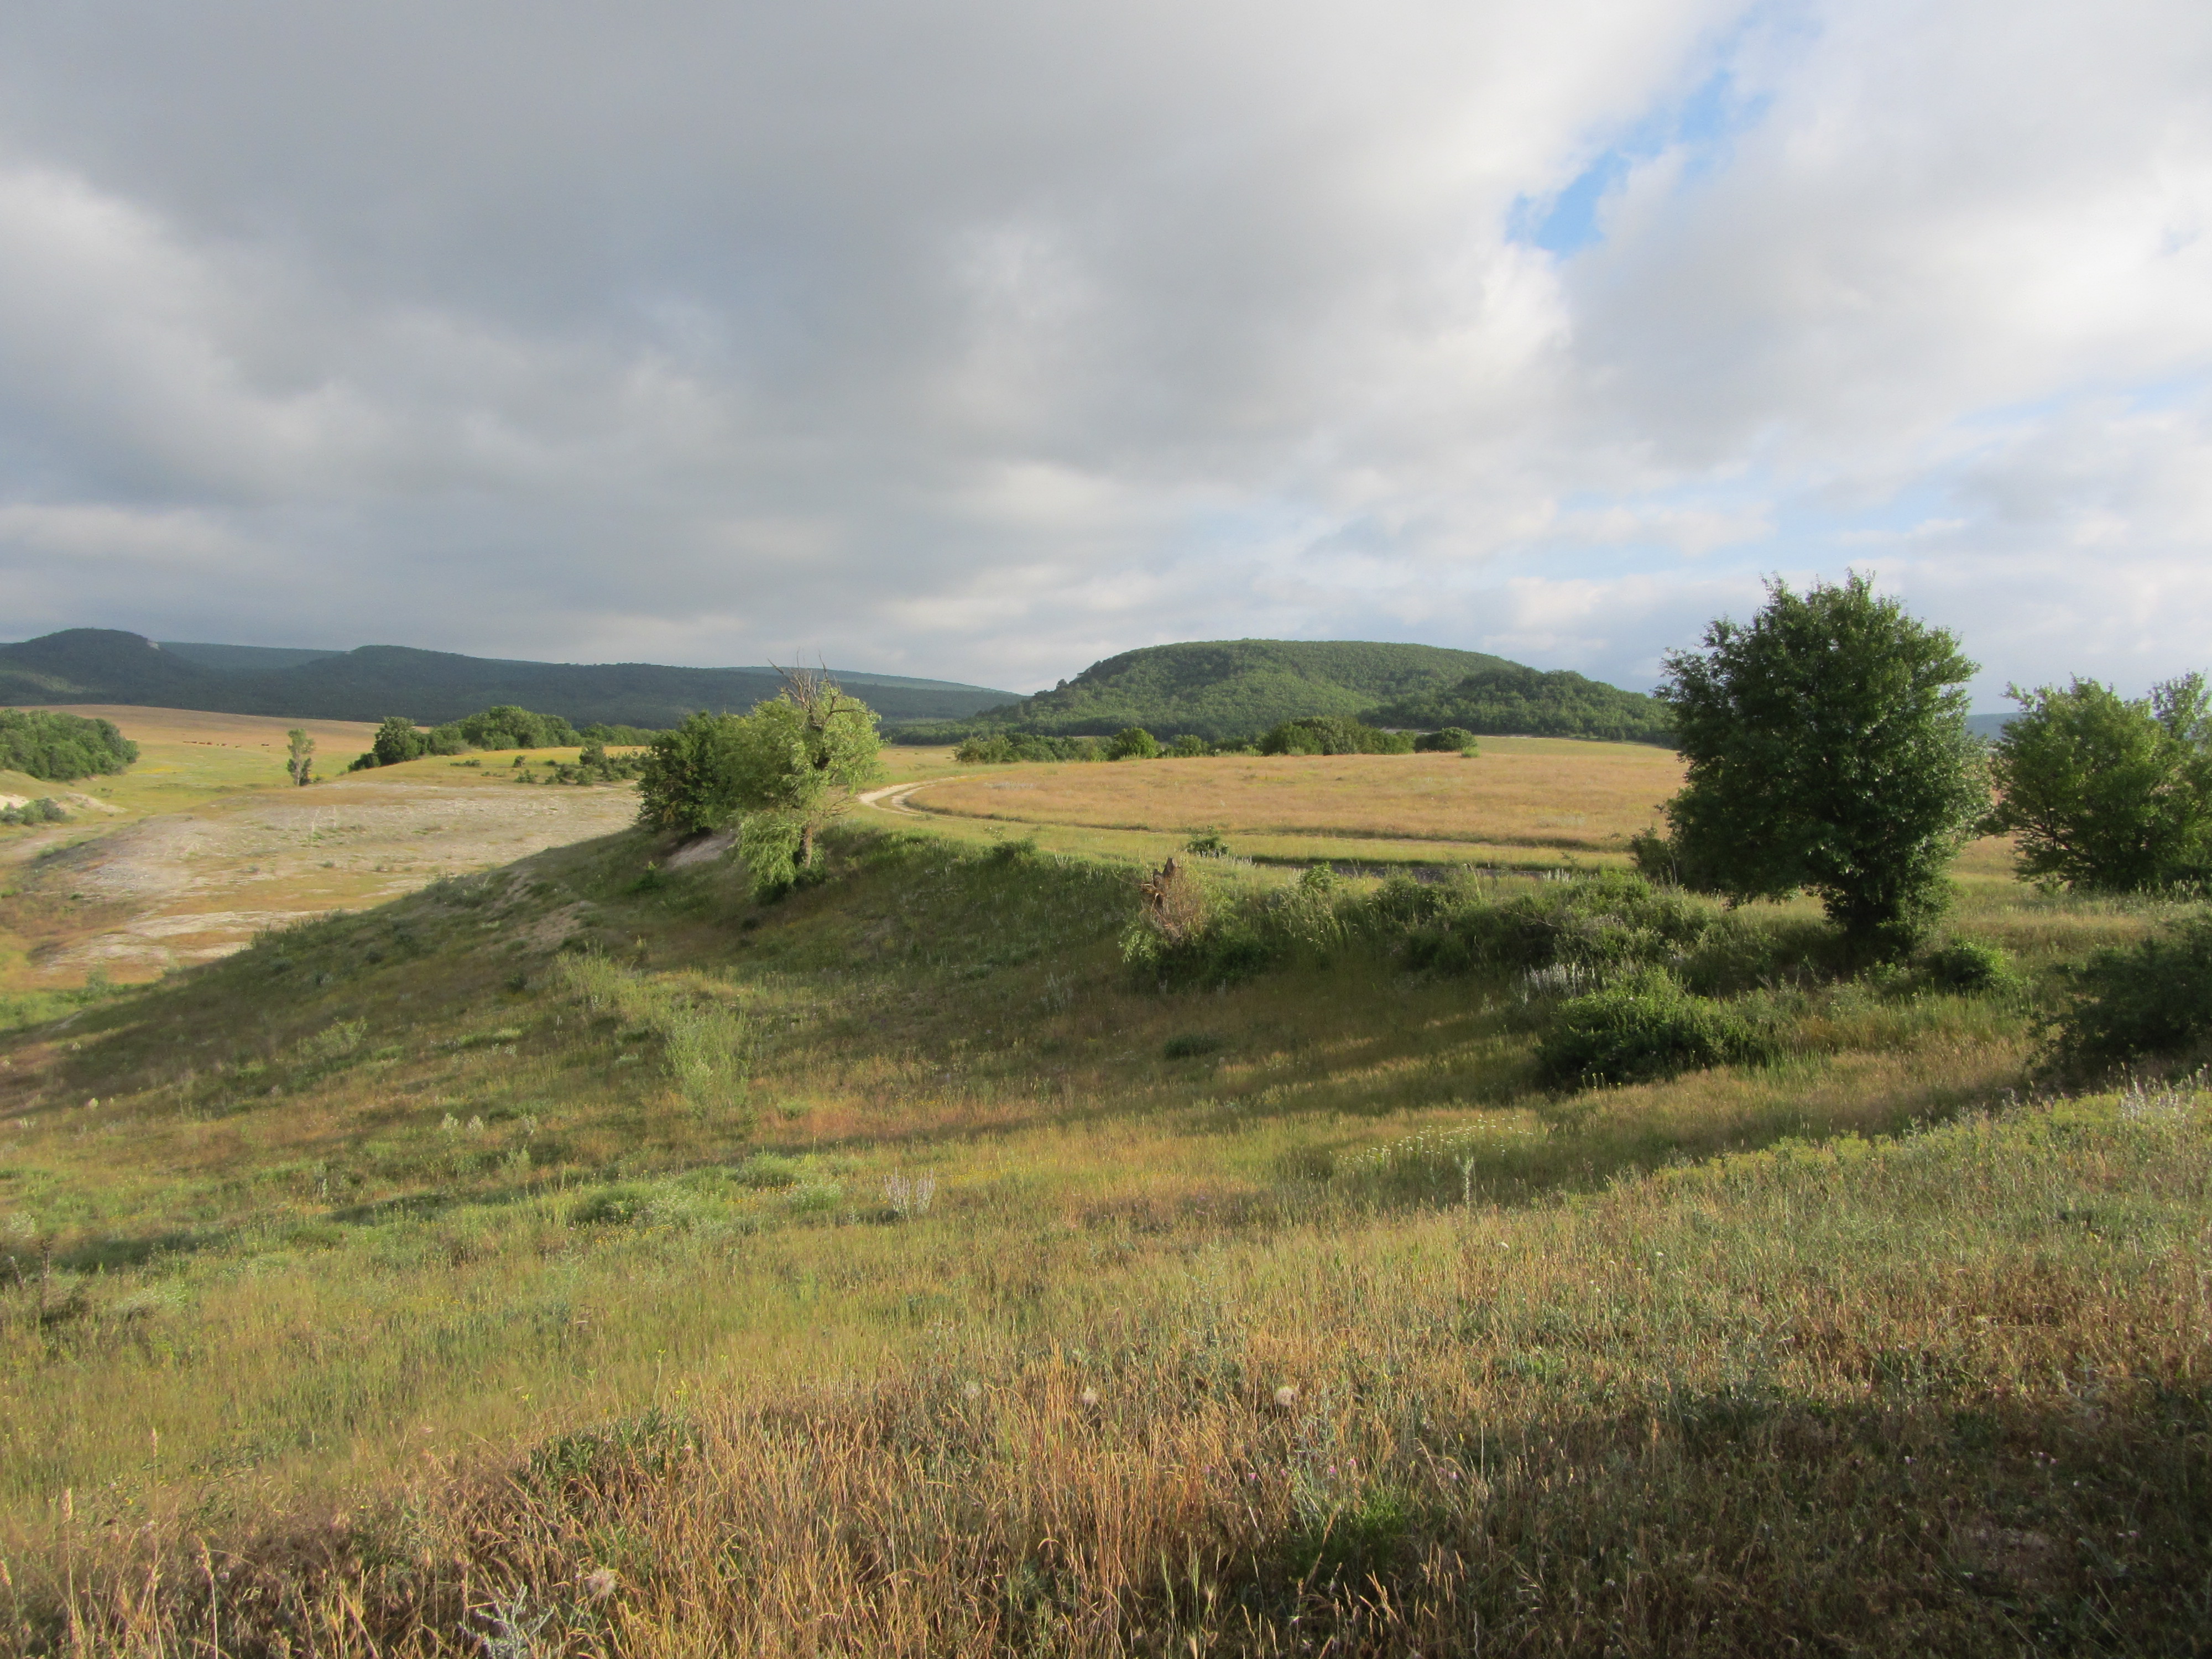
[0,729,2204,1655]
[910,739,1684,867]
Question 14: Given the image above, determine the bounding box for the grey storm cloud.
[0,0,2207,699]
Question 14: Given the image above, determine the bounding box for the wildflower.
[962,1381,982,1400]
[1274,1385,1298,1408]
[1078,1386,1100,1408]
[582,1567,618,1601]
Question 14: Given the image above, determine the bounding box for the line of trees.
[348,707,665,771]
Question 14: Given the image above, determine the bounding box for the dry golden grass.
[910,738,1683,855]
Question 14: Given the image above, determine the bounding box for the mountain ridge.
[0,630,1019,728]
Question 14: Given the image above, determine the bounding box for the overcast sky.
[0,0,2205,701]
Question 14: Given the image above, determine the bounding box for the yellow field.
[906,738,1684,859]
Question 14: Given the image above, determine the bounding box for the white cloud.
[0,0,2203,700]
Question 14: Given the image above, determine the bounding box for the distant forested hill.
[896,638,1672,745]
[0,630,1017,728]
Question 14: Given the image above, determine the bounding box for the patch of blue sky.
[1510,55,1774,257]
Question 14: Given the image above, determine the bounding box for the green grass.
[0,817,2202,1655]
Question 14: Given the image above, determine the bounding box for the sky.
[0,0,2206,703]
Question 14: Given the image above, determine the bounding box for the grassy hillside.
[899,638,1670,745]
[1,786,2205,1652]
[0,631,1018,728]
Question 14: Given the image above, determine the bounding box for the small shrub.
[1185,830,1231,857]
[2047,912,2212,1072]
[989,835,1040,863]
[1163,1032,1225,1060]
[786,1181,842,1215]
[569,1186,652,1227]
[1536,971,1772,1088]
[1414,727,1477,754]
[1926,938,2018,994]
[734,1152,801,1188]
[1166,734,1213,758]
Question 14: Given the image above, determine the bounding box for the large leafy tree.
[635,670,882,896]
[1656,575,1987,957]
[1984,674,2212,892]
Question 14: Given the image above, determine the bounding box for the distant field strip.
[906,740,1685,852]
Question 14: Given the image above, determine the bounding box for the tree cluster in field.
[0,708,138,782]
[958,717,1478,764]
[0,796,69,826]
[634,673,883,900]
[347,707,665,771]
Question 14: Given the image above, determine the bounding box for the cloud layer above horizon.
[1,0,2206,701]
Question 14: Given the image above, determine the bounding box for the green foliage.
[430,705,581,752]
[0,708,137,781]
[1413,726,1478,754]
[284,728,316,787]
[1925,940,2018,995]
[1536,970,1775,1087]
[1984,675,2212,892]
[1165,733,1213,758]
[737,813,805,900]
[1655,575,1988,958]
[371,715,426,766]
[637,711,753,833]
[638,678,881,892]
[1184,829,1231,857]
[953,732,1104,763]
[1258,716,1413,755]
[2046,911,2212,1072]
[1376,665,1673,745]
[1107,726,1161,760]
[0,797,68,826]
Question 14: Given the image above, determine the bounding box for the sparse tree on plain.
[285,728,316,787]
[1652,574,1987,958]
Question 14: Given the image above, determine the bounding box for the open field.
[909,739,1686,862]
[0,706,657,993]
[0,722,2205,1654]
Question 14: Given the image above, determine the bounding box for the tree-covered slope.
[0,632,1019,727]
[1373,663,1673,744]
[0,629,226,707]
[936,639,1512,741]
[902,638,1671,744]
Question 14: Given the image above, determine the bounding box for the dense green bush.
[1413,727,1478,753]
[2046,913,2212,1072]
[1107,726,1161,760]
[1925,938,2018,994]
[1536,970,1774,1088]
[1258,716,1413,756]
[0,709,137,781]
[0,797,68,826]
[1166,734,1213,758]
[426,705,581,752]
